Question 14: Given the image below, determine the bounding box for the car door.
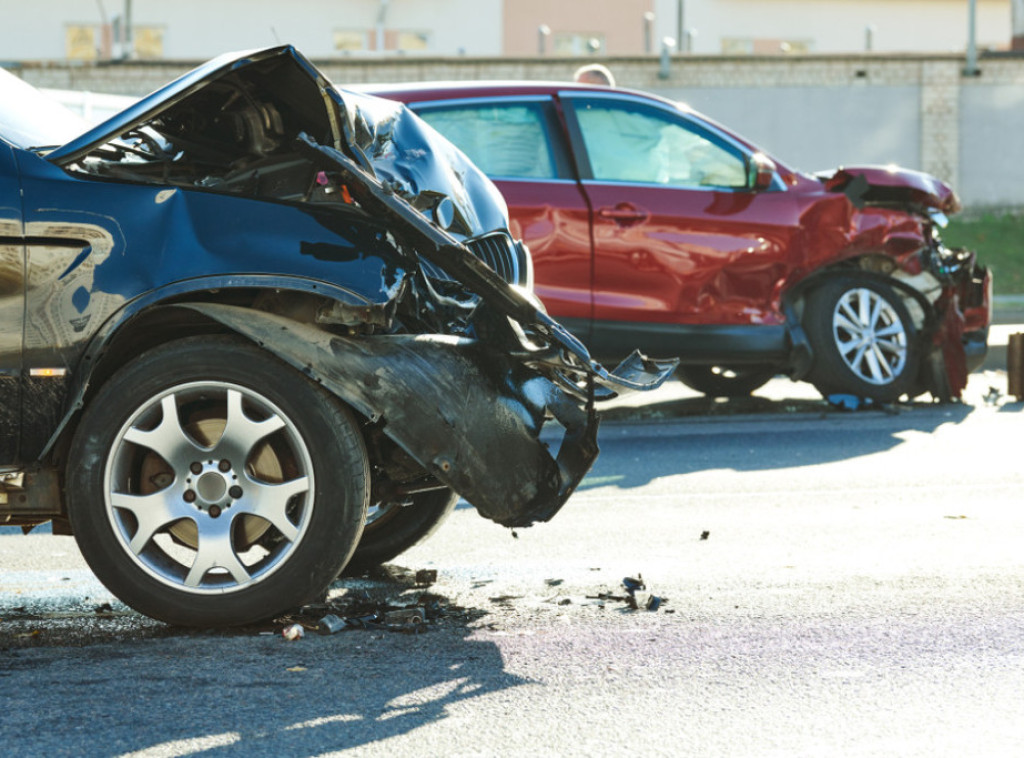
[0,139,23,462]
[411,96,596,340]
[560,92,802,360]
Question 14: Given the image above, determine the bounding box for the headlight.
[929,209,949,229]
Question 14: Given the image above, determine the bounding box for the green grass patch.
[944,212,1024,296]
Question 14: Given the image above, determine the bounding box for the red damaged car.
[370,82,991,403]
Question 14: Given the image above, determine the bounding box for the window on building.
[721,38,814,55]
[66,25,97,60]
[553,33,605,56]
[334,30,368,52]
[133,28,164,59]
[394,31,430,52]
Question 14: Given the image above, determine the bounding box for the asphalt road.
[1,332,1022,757]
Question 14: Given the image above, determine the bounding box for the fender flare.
[40,274,386,460]
[780,269,939,381]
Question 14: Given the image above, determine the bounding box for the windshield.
[0,67,89,150]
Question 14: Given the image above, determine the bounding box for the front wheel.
[802,276,920,402]
[66,336,369,627]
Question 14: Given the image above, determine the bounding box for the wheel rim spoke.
[185,517,251,587]
[217,389,286,460]
[110,491,188,555]
[833,287,908,386]
[122,395,204,467]
[239,476,310,543]
[864,346,886,382]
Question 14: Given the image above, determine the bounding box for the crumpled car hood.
[45,45,508,238]
[819,165,961,214]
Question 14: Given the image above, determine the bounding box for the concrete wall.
[652,0,1010,55]
[8,51,1024,210]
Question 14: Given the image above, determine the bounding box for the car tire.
[803,276,920,402]
[342,488,458,575]
[66,336,369,627]
[676,365,777,397]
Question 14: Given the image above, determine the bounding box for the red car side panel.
[582,182,802,326]
[494,178,593,321]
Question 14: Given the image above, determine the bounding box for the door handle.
[597,205,647,225]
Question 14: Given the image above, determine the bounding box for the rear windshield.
[0,67,88,150]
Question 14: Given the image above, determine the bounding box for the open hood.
[45,45,508,238]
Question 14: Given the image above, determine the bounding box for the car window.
[572,99,747,189]
[416,102,558,180]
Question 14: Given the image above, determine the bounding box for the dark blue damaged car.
[0,46,672,626]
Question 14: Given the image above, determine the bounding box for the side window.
[416,102,558,180]
[572,99,747,189]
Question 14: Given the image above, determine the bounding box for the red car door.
[411,97,595,336]
[560,92,802,357]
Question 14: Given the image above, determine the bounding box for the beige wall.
[503,0,655,56]
[654,0,1011,55]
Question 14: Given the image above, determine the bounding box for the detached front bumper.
[181,303,674,527]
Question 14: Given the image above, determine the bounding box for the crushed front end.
[819,166,992,399]
[44,45,675,528]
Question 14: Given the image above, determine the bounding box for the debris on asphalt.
[414,569,438,587]
[383,607,425,626]
[275,580,449,637]
[282,623,305,640]
[622,575,645,594]
[827,394,873,411]
[316,614,346,635]
[582,574,668,613]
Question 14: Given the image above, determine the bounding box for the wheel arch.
[43,274,379,465]
[781,260,939,381]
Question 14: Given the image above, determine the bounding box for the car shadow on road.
[578,394,982,494]
[0,566,528,755]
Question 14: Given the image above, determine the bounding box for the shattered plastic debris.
[583,574,667,613]
[278,588,446,637]
[383,607,425,626]
[317,614,346,635]
[414,569,438,587]
[827,394,874,411]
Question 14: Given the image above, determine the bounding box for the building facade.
[0,1,1013,62]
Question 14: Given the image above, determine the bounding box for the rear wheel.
[676,365,777,397]
[67,336,369,627]
[343,488,458,574]
[803,276,920,402]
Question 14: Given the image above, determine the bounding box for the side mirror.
[747,152,777,191]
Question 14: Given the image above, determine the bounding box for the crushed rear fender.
[180,302,602,528]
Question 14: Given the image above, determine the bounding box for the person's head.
[573,63,616,87]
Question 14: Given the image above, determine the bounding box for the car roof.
[360,80,781,170]
[357,80,678,107]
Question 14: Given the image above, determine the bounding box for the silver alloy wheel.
[104,381,315,594]
[831,287,908,385]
